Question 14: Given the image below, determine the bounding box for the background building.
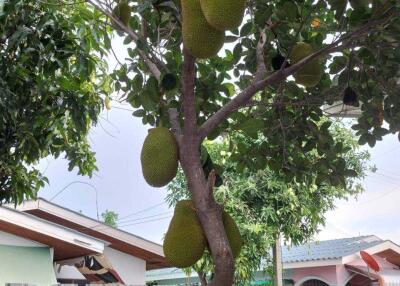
[146,236,400,286]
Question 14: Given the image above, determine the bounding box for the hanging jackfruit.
[223,211,243,258]
[181,0,225,58]
[112,1,131,27]
[140,127,179,187]
[200,0,246,31]
[289,42,322,87]
[163,200,207,268]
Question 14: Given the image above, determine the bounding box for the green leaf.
[240,22,253,37]
[238,118,264,138]
[133,109,146,117]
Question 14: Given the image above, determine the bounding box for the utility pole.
[273,234,283,286]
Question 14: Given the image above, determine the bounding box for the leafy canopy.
[110,0,399,184]
[0,0,112,203]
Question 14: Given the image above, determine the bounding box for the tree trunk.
[273,234,283,286]
[179,49,235,286]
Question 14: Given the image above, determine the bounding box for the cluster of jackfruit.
[163,200,243,268]
[140,127,179,187]
[182,0,246,58]
[289,42,322,88]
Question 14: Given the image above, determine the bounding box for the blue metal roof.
[146,235,385,280]
[282,235,383,263]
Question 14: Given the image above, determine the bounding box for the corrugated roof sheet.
[147,235,385,279]
[282,235,383,263]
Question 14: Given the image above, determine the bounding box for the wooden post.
[273,234,283,286]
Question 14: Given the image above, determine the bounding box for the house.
[146,235,400,286]
[0,198,169,285]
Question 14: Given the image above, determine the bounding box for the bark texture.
[179,49,235,286]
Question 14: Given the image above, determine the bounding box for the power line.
[118,215,172,228]
[378,168,400,178]
[368,172,400,186]
[356,186,400,205]
[117,201,167,222]
[62,201,170,233]
[116,211,173,225]
[49,181,100,220]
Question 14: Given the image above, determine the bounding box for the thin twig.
[86,0,163,81]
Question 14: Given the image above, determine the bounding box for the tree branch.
[87,0,163,82]
[354,55,393,95]
[254,28,267,82]
[168,107,183,144]
[198,8,398,140]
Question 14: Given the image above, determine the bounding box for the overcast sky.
[35,36,400,246]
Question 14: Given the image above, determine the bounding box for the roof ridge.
[313,235,378,243]
[283,235,378,249]
[21,198,164,248]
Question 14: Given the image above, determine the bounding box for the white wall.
[0,230,46,247]
[104,246,146,285]
[55,264,86,280]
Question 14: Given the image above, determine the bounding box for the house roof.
[146,235,392,281]
[14,198,169,270]
[282,235,383,263]
[0,205,105,260]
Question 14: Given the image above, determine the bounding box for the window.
[302,279,329,286]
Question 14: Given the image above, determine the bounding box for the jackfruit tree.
[90,0,397,283]
[2,0,400,285]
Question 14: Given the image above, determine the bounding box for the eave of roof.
[0,205,105,260]
[15,198,169,270]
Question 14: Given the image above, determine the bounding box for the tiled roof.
[282,235,383,263]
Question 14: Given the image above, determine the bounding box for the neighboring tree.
[101,209,119,227]
[167,123,371,285]
[3,0,400,285]
[0,1,112,203]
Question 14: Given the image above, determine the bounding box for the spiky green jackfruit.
[200,0,246,31]
[163,200,207,268]
[113,1,131,27]
[140,127,178,187]
[182,0,225,58]
[289,42,322,88]
[223,211,243,258]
